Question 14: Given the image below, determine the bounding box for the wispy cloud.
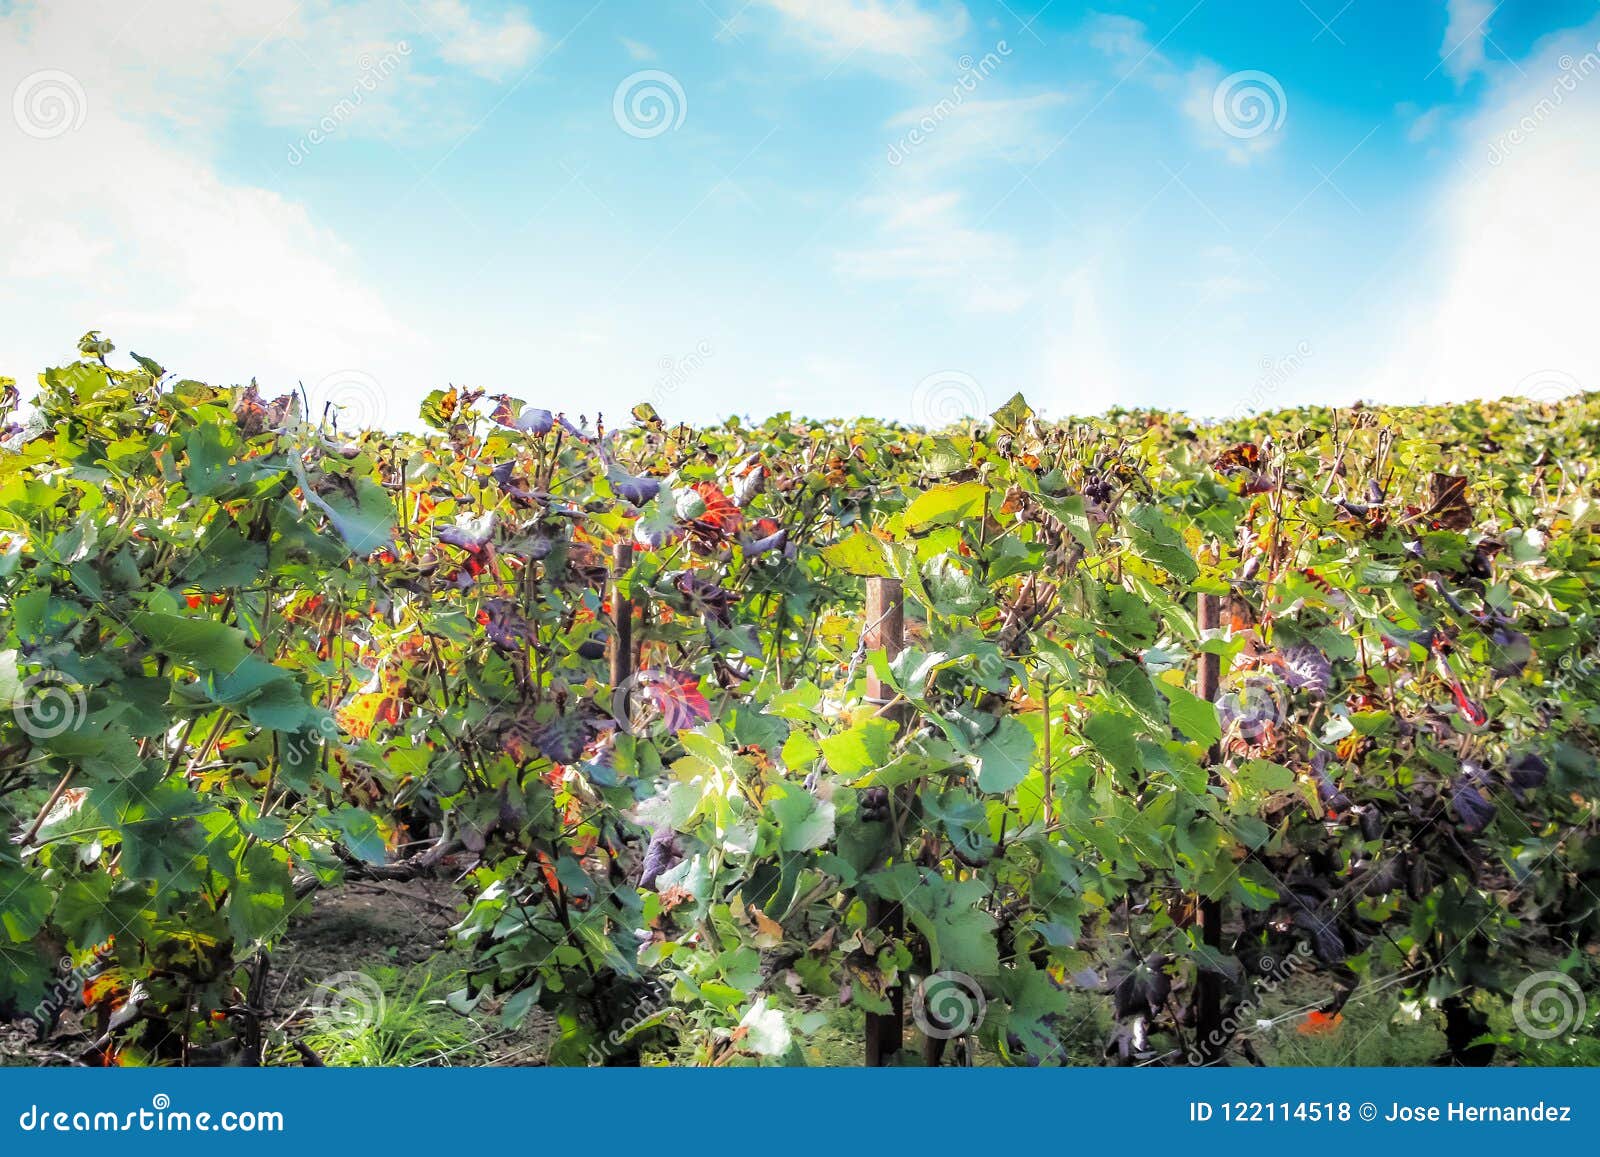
[833,191,1027,312]
[1372,18,1600,402]
[1440,0,1494,83]
[885,90,1074,170]
[422,0,542,81]
[753,0,969,62]
[1086,13,1288,164]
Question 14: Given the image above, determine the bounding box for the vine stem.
[1192,589,1225,1065]
[17,769,75,847]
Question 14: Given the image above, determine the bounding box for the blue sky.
[2,1,1598,429]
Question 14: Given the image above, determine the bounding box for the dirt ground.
[2,877,553,1067]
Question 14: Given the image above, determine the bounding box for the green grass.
[299,966,483,1067]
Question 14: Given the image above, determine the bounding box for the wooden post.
[863,577,908,1067]
[609,542,633,690]
[1193,591,1224,1064]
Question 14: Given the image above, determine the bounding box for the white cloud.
[621,38,657,62]
[1441,0,1494,83]
[886,91,1073,171]
[3,222,112,279]
[1181,63,1288,164]
[833,191,1026,312]
[754,0,969,61]
[423,0,542,81]
[0,0,456,420]
[1038,264,1130,413]
[1085,12,1166,75]
[1085,14,1286,163]
[1399,102,1448,142]
[1369,21,1600,404]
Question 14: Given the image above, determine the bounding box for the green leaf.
[989,392,1033,433]
[819,530,894,576]
[130,613,249,672]
[820,717,898,776]
[770,785,836,852]
[327,806,388,864]
[975,715,1035,794]
[1162,680,1220,746]
[1085,712,1140,777]
[1126,504,1198,583]
[903,481,988,532]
